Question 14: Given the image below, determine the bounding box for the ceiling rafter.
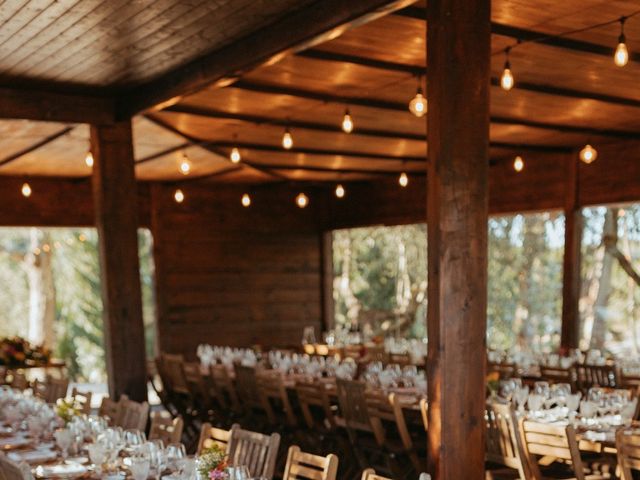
[0,125,75,168]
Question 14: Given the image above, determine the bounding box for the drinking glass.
[88,442,107,477]
[130,455,151,480]
[125,429,147,448]
[55,428,74,460]
[229,466,250,480]
[533,382,550,400]
[166,443,186,472]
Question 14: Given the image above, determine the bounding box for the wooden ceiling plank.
[0,125,74,168]
[231,81,640,140]
[135,141,192,165]
[117,0,417,117]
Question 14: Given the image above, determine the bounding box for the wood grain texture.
[91,120,147,401]
[425,1,490,479]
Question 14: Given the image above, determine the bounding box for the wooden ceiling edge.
[0,125,75,168]
[116,0,417,118]
[0,87,115,124]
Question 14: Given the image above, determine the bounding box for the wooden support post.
[426,0,490,479]
[91,121,147,402]
[561,154,582,350]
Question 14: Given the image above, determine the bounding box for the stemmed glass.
[55,428,74,460]
[166,443,187,473]
[88,442,107,477]
[130,453,151,480]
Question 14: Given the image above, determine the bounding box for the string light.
[615,17,629,67]
[398,172,409,187]
[513,155,524,172]
[241,193,251,207]
[230,147,241,163]
[174,189,185,203]
[341,108,354,133]
[296,192,308,208]
[282,128,293,150]
[78,233,86,242]
[179,153,191,175]
[580,144,598,164]
[335,184,345,198]
[85,151,94,167]
[500,48,514,91]
[409,77,427,117]
[21,182,31,197]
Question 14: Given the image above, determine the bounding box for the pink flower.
[209,470,226,480]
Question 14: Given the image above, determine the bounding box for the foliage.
[196,444,228,480]
[0,337,50,366]
[55,397,83,425]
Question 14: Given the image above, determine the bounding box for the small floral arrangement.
[486,371,500,396]
[0,337,51,366]
[55,398,82,425]
[197,444,228,480]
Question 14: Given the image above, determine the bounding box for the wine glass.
[130,454,151,480]
[55,428,74,460]
[88,442,107,477]
[166,443,186,472]
[533,382,550,400]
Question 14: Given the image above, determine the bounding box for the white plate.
[8,449,58,464]
[34,462,88,478]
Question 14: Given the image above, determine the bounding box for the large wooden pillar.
[561,154,582,349]
[91,120,147,402]
[426,0,490,479]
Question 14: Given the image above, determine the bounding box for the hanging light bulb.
[85,151,94,167]
[296,192,308,208]
[179,153,191,175]
[398,172,409,187]
[501,48,514,91]
[282,128,293,150]
[174,189,185,203]
[230,147,241,163]
[409,76,427,118]
[614,17,629,67]
[21,182,32,197]
[580,144,598,164]
[341,108,354,133]
[241,193,251,207]
[513,155,524,172]
[335,184,345,198]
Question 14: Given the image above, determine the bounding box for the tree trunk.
[590,208,617,350]
[25,229,56,349]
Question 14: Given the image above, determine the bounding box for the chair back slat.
[574,364,618,392]
[228,426,280,480]
[336,379,372,433]
[115,396,149,431]
[361,469,392,480]
[616,428,640,480]
[197,423,234,454]
[485,402,529,479]
[282,445,338,480]
[70,387,92,414]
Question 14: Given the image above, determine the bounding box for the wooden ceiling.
[0,0,639,184]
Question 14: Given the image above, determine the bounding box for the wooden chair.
[485,401,529,480]
[295,379,337,430]
[519,419,605,480]
[336,379,372,438]
[617,428,640,480]
[361,469,392,480]
[70,387,93,414]
[9,371,28,391]
[619,371,640,390]
[487,361,518,380]
[160,353,190,396]
[35,376,69,403]
[209,364,240,411]
[282,445,339,480]
[115,396,149,431]
[183,361,214,418]
[234,364,263,413]
[227,426,280,480]
[388,353,411,367]
[99,395,121,423]
[366,346,389,364]
[256,369,296,426]
[197,423,235,455]
[364,390,422,472]
[540,365,576,390]
[149,411,183,445]
[574,364,618,393]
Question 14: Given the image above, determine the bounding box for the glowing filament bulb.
[174,189,185,203]
[21,182,32,197]
[335,184,345,198]
[85,151,94,167]
[399,172,408,187]
[179,155,191,175]
[282,128,293,150]
[615,18,629,67]
[342,109,354,133]
[580,144,597,164]
[230,147,241,163]
[296,192,308,208]
[513,155,524,172]
[501,48,514,91]
[409,88,427,117]
[241,193,251,207]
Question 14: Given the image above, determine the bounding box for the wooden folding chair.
[115,396,149,431]
[485,401,529,479]
[227,426,281,480]
[70,387,93,414]
[574,364,618,393]
[617,428,640,480]
[282,445,339,480]
[256,369,296,426]
[197,423,235,455]
[99,396,120,423]
[540,365,576,390]
[295,379,337,430]
[209,364,240,412]
[360,468,392,480]
[487,361,518,380]
[149,411,183,445]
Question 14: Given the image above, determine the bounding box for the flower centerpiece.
[0,337,51,367]
[55,397,83,425]
[197,444,228,480]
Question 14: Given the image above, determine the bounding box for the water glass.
[130,455,151,480]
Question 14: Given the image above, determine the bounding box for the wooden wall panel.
[150,184,324,357]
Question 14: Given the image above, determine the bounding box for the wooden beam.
[233,81,640,140]
[246,163,424,176]
[561,153,582,350]
[0,87,114,124]
[117,0,416,117]
[302,48,640,112]
[0,126,74,168]
[91,120,147,402]
[164,104,569,152]
[426,0,489,478]
[135,142,192,165]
